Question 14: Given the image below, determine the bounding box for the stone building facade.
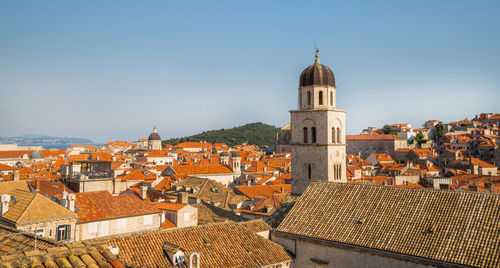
[148,126,162,151]
[346,134,408,158]
[291,50,346,195]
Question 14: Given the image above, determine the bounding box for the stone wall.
[271,232,435,268]
[290,109,347,194]
[347,139,408,159]
[16,217,78,242]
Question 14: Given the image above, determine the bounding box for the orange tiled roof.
[92,221,291,267]
[0,150,32,159]
[161,219,176,229]
[176,142,212,148]
[0,163,17,171]
[117,169,157,181]
[2,189,77,224]
[155,202,187,211]
[235,184,290,199]
[170,164,233,176]
[75,191,161,223]
[89,152,113,161]
[28,180,73,198]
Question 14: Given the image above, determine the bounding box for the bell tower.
[291,49,347,194]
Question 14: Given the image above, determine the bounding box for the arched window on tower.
[308,164,312,180]
[311,127,317,143]
[332,127,336,143]
[330,92,333,106]
[303,127,308,143]
[336,127,341,144]
[307,91,311,106]
[319,91,323,105]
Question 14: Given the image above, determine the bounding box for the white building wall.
[76,213,161,241]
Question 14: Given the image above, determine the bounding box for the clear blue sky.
[1,0,499,143]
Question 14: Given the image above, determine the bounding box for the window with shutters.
[56,225,71,241]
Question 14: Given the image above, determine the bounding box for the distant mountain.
[163,122,280,147]
[0,135,94,149]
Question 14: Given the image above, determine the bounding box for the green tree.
[435,122,444,140]
[415,132,428,145]
[162,122,280,147]
[383,125,391,134]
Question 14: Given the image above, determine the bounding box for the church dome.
[30,150,45,159]
[299,49,335,87]
[148,126,161,141]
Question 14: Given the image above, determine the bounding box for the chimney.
[61,190,69,208]
[280,187,285,193]
[140,186,148,200]
[161,211,165,223]
[178,192,188,204]
[1,194,10,216]
[67,194,76,212]
[11,170,19,181]
[246,180,251,186]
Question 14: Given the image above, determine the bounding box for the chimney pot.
[140,186,148,200]
[67,194,76,211]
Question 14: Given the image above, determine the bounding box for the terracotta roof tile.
[1,189,77,224]
[91,221,290,267]
[75,191,161,223]
[235,184,290,199]
[277,182,500,267]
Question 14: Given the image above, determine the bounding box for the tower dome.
[148,126,161,141]
[299,49,335,87]
[30,150,44,159]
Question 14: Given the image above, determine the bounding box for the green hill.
[163,122,280,147]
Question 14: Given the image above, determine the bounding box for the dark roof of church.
[299,57,335,87]
[276,182,500,268]
[148,132,161,141]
